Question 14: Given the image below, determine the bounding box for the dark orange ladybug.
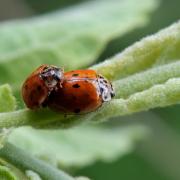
[47,69,115,114]
[22,65,63,109]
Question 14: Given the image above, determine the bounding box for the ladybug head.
[40,65,64,90]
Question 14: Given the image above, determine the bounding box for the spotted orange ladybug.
[47,69,115,114]
[22,65,115,114]
[22,65,63,109]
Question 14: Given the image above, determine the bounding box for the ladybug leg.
[41,99,48,108]
[64,114,67,118]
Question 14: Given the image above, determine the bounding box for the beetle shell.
[47,69,115,114]
[22,65,63,109]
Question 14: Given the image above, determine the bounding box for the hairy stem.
[0,142,74,180]
[0,78,179,129]
[114,61,180,98]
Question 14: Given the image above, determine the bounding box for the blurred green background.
[0,0,179,180]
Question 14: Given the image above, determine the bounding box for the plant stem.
[114,61,180,98]
[0,77,179,129]
[0,108,70,128]
[0,142,74,180]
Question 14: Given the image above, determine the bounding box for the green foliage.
[0,165,18,180]
[0,0,179,180]
[0,19,179,180]
[93,21,180,80]
[0,159,29,180]
[113,61,180,98]
[0,84,16,149]
[25,170,42,180]
[0,0,157,95]
[8,125,147,168]
[0,21,179,129]
[0,143,75,180]
[0,84,16,112]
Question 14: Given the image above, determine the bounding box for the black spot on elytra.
[72,73,79,77]
[37,85,42,91]
[30,93,34,101]
[72,84,80,88]
[74,108,81,113]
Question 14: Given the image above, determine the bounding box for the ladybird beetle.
[22,65,63,109]
[47,69,115,114]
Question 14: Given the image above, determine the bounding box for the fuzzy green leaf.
[0,165,18,180]
[0,159,28,180]
[0,84,16,113]
[0,0,158,93]
[8,125,147,168]
[0,2,178,173]
[25,170,42,180]
[0,22,179,129]
[93,21,180,80]
[0,84,16,148]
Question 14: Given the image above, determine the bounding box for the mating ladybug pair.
[22,65,115,114]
